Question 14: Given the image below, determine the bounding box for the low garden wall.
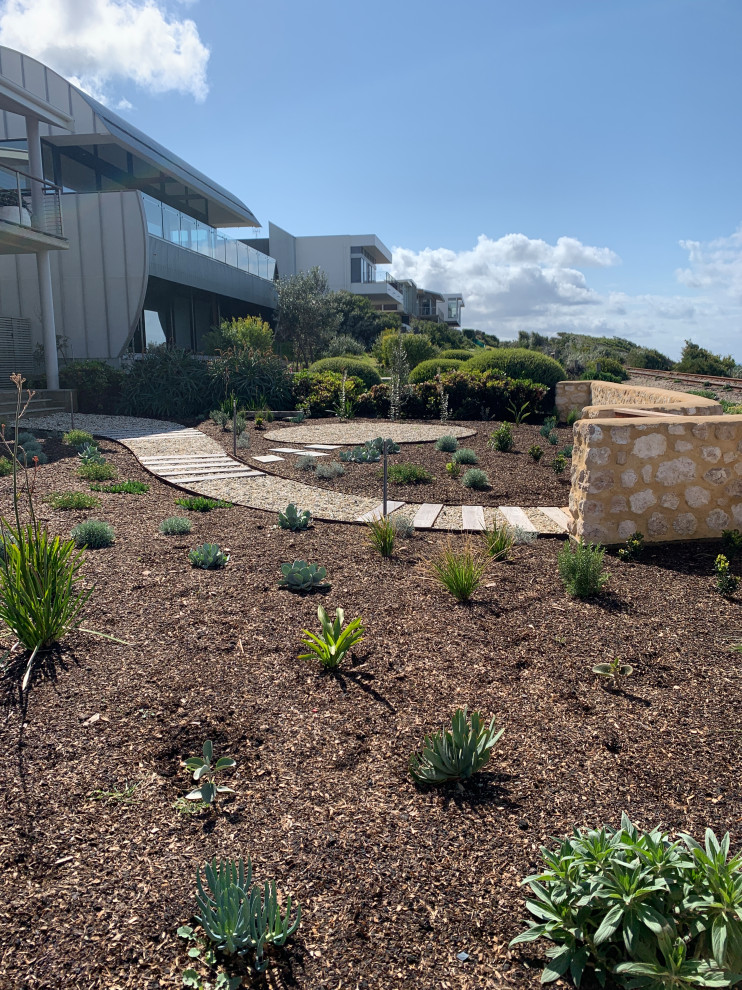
[555,380,722,422]
[568,415,742,544]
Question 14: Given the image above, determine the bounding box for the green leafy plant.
[89,480,149,494]
[547,430,560,446]
[194,857,301,972]
[446,460,461,479]
[315,461,345,479]
[509,814,742,989]
[593,656,634,686]
[566,408,581,426]
[189,544,229,570]
[483,523,514,562]
[392,515,415,538]
[367,515,396,557]
[175,496,233,512]
[559,444,574,458]
[338,443,381,464]
[63,429,95,449]
[45,491,100,510]
[369,437,401,454]
[451,447,478,465]
[185,740,236,805]
[77,443,105,465]
[78,462,117,481]
[385,464,433,485]
[558,540,609,598]
[507,399,531,424]
[529,444,544,462]
[278,503,312,531]
[427,544,487,603]
[540,416,557,437]
[489,423,515,452]
[209,408,230,429]
[299,605,364,669]
[435,435,459,453]
[278,559,330,592]
[552,454,568,475]
[721,529,742,558]
[70,520,115,549]
[618,532,645,562]
[409,708,504,784]
[159,516,193,535]
[0,455,12,477]
[462,468,490,490]
[296,454,319,471]
[714,554,739,596]
[254,416,264,429]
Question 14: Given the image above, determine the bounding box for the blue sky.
[1,0,741,359]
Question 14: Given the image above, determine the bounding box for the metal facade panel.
[0,315,33,379]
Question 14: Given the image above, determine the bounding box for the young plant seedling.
[184,740,236,805]
[592,656,634,687]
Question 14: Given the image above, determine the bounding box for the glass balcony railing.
[0,163,65,239]
[142,192,275,282]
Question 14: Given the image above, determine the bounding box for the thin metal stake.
[232,397,237,458]
[382,438,388,517]
[69,389,75,430]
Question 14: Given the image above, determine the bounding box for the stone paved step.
[413,503,443,529]
[537,506,572,531]
[166,469,264,484]
[461,506,486,531]
[499,505,539,534]
[159,465,253,479]
[357,501,405,523]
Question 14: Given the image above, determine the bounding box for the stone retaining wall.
[568,415,742,544]
[555,380,721,422]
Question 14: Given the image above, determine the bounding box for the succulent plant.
[278,559,330,592]
[299,605,364,669]
[78,443,105,465]
[195,857,301,971]
[278,503,312,531]
[409,707,504,785]
[369,437,400,454]
[188,543,229,569]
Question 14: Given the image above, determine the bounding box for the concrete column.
[26,116,59,389]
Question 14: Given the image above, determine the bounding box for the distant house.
[0,45,276,387]
[251,222,464,330]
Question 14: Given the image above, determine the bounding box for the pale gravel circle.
[263,422,476,445]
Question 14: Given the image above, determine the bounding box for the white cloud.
[388,229,742,360]
[0,0,210,104]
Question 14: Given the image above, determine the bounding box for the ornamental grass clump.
[483,523,514,562]
[451,447,478,465]
[367,515,395,557]
[462,468,490,490]
[45,491,100,510]
[71,520,115,549]
[299,605,364,670]
[558,539,609,598]
[77,443,104,465]
[435,434,459,453]
[409,708,503,785]
[427,544,487,603]
[509,814,742,989]
[159,516,192,535]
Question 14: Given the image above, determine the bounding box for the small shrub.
[189,543,229,569]
[254,416,264,429]
[159,516,192,535]
[71,520,115,549]
[299,605,364,669]
[463,347,565,391]
[547,430,559,446]
[367,515,395,557]
[462,468,489,490]
[446,461,461,479]
[385,464,433,485]
[428,544,487,603]
[714,554,739,596]
[558,540,609,598]
[209,409,229,429]
[279,559,330,592]
[278,503,312,531]
[296,454,319,471]
[59,360,124,414]
[89,481,149,494]
[175,496,233,512]
[315,461,345,479]
[483,524,514,561]
[408,358,464,384]
[435,434,459,453]
[45,491,100,510]
[488,423,514,452]
[687,387,718,400]
[551,454,568,475]
[0,456,12,477]
[78,462,117,482]
[451,447,478,465]
[184,739,235,805]
[307,357,382,389]
[540,416,557,437]
[392,515,415,538]
[566,407,581,426]
[558,444,573,458]
[63,429,95,449]
[721,528,742,558]
[409,708,503,785]
[528,444,543,462]
[617,531,644,561]
[236,431,250,449]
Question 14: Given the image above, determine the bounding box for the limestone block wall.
[555,380,722,422]
[568,416,742,544]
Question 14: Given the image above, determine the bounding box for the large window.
[350,246,376,283]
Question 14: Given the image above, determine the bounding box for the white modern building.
[0,45,277,387]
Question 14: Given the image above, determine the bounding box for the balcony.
[0,163,67,254]
[351,271,404,305]
[142,193,275,282]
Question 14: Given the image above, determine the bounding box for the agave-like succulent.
[299,605,364,669]
[188,543,229,569]
[278,559,330,592]
[77,443,105,465]
[278,503,312,531]
[195,857,301,971]
[409,707,503,785]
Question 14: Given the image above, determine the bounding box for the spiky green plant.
[483,523,514,561]
[298,605,364,669]
[184,739,235,805]
[540,416,557,437]
[427,544,487,603]
[189,543,229,569]
[159,516,192,535]
[409,708,504,784]
[566,407,581,426]
[367,515,395,557]
[278,559,330,592]
[78,443,105,465]
[558,540,609,598]
[278,503,312,531]
[195,857,301,971]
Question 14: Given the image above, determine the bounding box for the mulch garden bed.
[199,417,575,507]
[0,429,741,989]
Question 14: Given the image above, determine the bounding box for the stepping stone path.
[26,413,572,533]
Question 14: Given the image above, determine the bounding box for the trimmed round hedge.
[438,349,475,360]
[308,357,382,389]
[462,347,565,391]
[408,358,464,384]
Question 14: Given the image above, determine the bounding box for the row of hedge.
[408,347,566,393]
